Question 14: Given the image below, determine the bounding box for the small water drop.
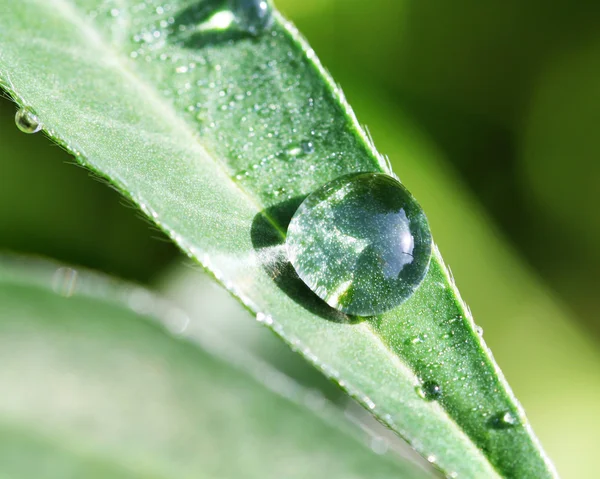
[370,436,389,455]
[416,381,442,401]
[230,0,273,35]
[15,108,42,134]
[283,140,315,160]
[256,312,273,325]
[301,140,315,154]
[489,411,519,429]
[286,173,432,315]
[52,267,78,297]
[406,334,427,345]
[271,186,287,198]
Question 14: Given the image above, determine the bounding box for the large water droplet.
[416,381,442,401]
[15,108,42,134]
[286,173,432,315]
[230,0,273,35]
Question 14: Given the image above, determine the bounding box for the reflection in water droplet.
[489,411,518,429]
[197,10,236,32]
[416,381,442,401]
[285,146,302,158]
[52,267,78,297]
[15,108,42,134]
[286,173,432,315]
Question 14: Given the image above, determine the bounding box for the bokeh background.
[1,0,599,477]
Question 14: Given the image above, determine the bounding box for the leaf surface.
[0,1,556,476]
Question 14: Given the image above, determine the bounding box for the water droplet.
[370,436,389,455]
[283,140,314,160]
[301,140,315,154]
[164,308,190,335]
[230,0,273,35]
[489,411,519,429]
[51,267,78,297]
[15,108,42,134]
[286,173,432,315]
[416,381,442,401]
[256,312,273,325]
[406,334,427,345]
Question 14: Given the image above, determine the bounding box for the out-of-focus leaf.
[0,257,432,479]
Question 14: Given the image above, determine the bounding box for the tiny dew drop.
[230,0,273,35]
[416,381,442,401]
[489,410,519,429]
[283,140,314,159]
[51,267,78,297]
[286,173,432,315]
[301,140,314,154]
[15,108,42,134]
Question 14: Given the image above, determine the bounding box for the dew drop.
[416,381,442,401]
[283,140,314,160]
[286,173,432,315]
[370,436,389,455]
[230,0,273,35]
[15,108,42,134]
[51,267,78,297]
[301,140,314,154]
[407,334,426,345]
[489,410,519,429]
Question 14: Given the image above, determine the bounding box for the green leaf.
[0,257,432,479]
[0,1,556,477]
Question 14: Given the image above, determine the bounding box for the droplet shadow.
[251,196,363,324]
[168,0,259,49]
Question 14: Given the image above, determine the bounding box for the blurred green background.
[1,0,600,477]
